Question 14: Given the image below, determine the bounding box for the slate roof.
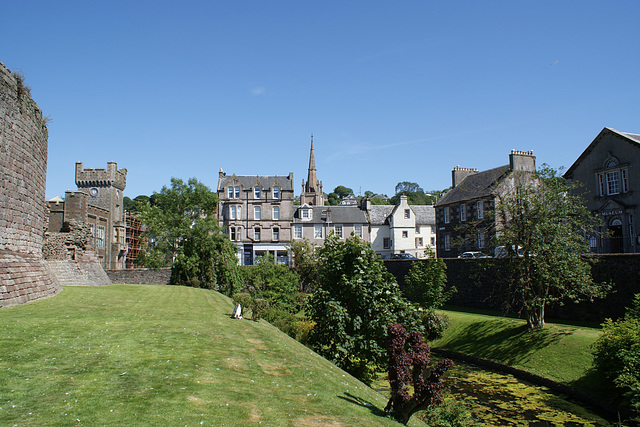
[218,174,293,191]
[410,205,435,225]
[564,127,640,178]
[367,205,394,225]
[293,205,368,224]
[436,165,511,206]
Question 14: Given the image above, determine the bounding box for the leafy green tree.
[308,234,420,383]
[288,238,319,292]
[404,254,454,310]
[494,166,609,329]
[390,181,438,205]
[333,185,353,199]
[136,177,241,293]
[326,192,339,206]
[123,196,136,211]
[592,294,640,419]
[370,196,392,205]
[244,254,301,309]
[133,194,150,207]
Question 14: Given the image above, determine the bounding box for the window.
[430,236,435,246]
[354,224,363,238]
[589,236,597,249]
[477,233,485,249]
[477,201,484,219]
[314,225,322,239]
[294,225,302,239]
[383,238,391,249]
[334,224,343,238]
[622,169,629,194]
[272,206,279,220]
[229,206,236,220]
[415,226,421,233]
[606,171,620,195]
[273,186,280,199]
[254,227,261,241]
[444,235,451,251]
[402,230,408,238]
[301,209,310,219]
[415,237,423,248]
[404,209,410,219]
[273,227,279,241]
[96,225,106,249]
[234,186,240,198]
[229,226,237,241]
[460,204,466,221]
[598,173,605,196]
[254,206,261,220]
[254,186,261,199]
[431,225,436,234]
[228,187,233,198]
[444,207,450,224]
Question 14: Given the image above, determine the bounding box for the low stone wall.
[106,268,171,285]
[384,254,640,323]
[0,251,60,307]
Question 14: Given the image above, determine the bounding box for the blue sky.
[3,1,639,200]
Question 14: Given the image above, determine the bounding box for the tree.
[494,166,609,329]
[592,294,640,419]
[136,177,241,293]
[123,196,136,211]
[333,185,353,199]
[403,253,454,310]
[307,234,420,383]
[288,238,319,292]
[390,181,438,205]
[385,323,454,425]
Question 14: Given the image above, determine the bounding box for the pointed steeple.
[301,135,323,205]
[306,135,317,193]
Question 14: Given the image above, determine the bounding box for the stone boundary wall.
[0,251,60,307]
[106,268,171,285]
[0,61,60,307]
[384,254,640,323]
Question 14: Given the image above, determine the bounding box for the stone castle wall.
[0,61,60,307]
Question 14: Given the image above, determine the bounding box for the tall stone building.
[217,170,295,265]
[47,162,128,270]
[564,127,640,253]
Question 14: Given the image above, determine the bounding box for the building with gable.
[435,150,536,258]
[292,204,369,244]
[216,170,295,265]
[564,127,640,253]
[364,195,436,259]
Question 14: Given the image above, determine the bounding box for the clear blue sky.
[3,1,639,200]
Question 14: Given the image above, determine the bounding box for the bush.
[418,397,480,427]
[421,310,451,341]
[592,294,640,418]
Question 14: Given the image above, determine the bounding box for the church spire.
[306,134,317,193]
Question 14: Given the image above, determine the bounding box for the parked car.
[391,253,417,260]
[458,251,487,259]
[494,245,524,258]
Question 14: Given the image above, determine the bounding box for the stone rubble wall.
[106,268,171,285]
[0,60,61,307]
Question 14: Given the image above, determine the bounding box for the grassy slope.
[0,285,421,426]
[432,308,602,389]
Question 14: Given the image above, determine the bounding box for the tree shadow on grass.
[338,392,387,417]
[442,320,572,365]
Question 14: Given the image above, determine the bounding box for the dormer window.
[301,208,311,220]
[273,186,280,199]
[254,187,261,199]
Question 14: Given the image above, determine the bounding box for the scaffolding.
[125,211,145,268]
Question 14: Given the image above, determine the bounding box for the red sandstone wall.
[0,61,60,307]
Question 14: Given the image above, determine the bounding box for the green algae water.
[375,361,611,426]
[445,362,610,426]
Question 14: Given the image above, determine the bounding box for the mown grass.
[432,307,603,389]
[0,285,423,426]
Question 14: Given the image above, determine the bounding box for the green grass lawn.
[432,307,603,389]
[0,285,422,426]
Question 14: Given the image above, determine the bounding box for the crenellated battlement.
[75,162,127,190]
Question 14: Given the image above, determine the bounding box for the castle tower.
[300,136,324,205]
[75,162,128,270]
